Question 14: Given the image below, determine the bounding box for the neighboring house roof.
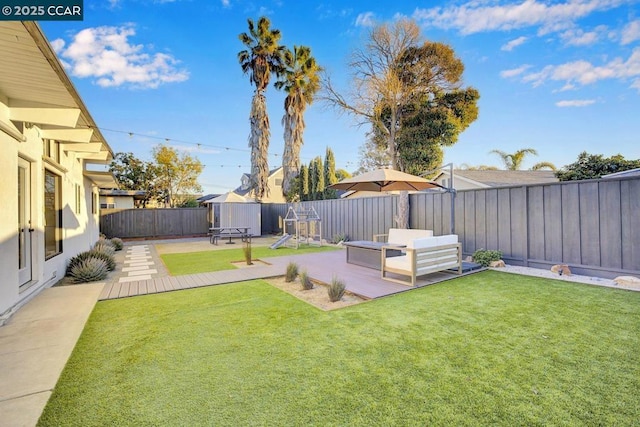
[197,194,221,203]
[205,192,254,204]
[437,170,559,188]
[601,168,640,179]
[100,189,147,200]
[234,166,283,196]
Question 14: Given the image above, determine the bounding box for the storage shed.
[204,192,262,237]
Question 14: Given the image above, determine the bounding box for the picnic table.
[209,227,251,245]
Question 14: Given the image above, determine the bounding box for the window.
[75,184,81,214]
[44,170,62,259]
[275,178,283,186]
[100,203,115,209]
[92,192,98,214]
[43,139,60,163]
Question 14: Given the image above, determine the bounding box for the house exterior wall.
[434,172,486,190]
[240,168,286,203]
[0,115,101,320]
[100,195,135,209]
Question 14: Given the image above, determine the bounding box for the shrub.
[328,276,346,302]
[332,233,349,244]
[110,237,124,251]
[285,262,298,282]
[93,241,116,257]
[69,258,109,283]
[299,270,313,290]
[472,249,503,267]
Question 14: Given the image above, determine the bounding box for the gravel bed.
[490,264,640,291]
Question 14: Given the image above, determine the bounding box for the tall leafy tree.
[490,148,556,171]
[274,45,322,198]
[323,18,479,227]
[556,151,640,181]
[298,163,309,201]
[323,147,338,199]
[109,152,160,208]
[356,128,392,174]
[238,17,284,200]
[308,157,325,200]
[152,144,203,208]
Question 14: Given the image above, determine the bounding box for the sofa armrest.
[373,233,388,242]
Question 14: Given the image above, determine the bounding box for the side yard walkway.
[0,284,103,427]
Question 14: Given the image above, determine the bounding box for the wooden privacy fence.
[100,207,209,239]
[262,176,640,279]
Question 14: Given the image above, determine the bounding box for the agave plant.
[87,249,116,271]
[109,237,124,251]
[93,241,116,257]
[69,258,109,283]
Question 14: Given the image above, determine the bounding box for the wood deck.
[99,249,481,301]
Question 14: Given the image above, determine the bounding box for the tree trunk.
[395,191,409,229]
[249,90,270,200]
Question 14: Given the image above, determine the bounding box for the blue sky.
[40,0,640,194]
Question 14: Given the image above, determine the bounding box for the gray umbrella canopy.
[328,168,445,192]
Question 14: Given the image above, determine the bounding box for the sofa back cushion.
[406,234,458,250]
[387,228,433,245]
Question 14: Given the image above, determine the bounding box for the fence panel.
[100,176,638,279]
[100,208,208,238]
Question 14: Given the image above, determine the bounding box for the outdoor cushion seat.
[382,234,462,286]
[373,228,433,246]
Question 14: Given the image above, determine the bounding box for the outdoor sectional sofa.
[377,230,462,286]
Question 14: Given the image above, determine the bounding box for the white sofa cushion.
[387,228,433,246]
[385,255,409,270]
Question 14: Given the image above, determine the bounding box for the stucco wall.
[0,117,101,318]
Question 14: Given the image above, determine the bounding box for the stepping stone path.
[119,245,158,283]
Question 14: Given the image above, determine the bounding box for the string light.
[89,125,355,170]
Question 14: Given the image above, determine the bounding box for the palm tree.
[531,161,557,171]
[490,148,539,170]
[238,17,284,200]
[274,45,321,197]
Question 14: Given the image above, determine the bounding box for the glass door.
[18,157,33,286]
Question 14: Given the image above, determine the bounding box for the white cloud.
[556,99,596,107]
[412,0,626,35]
[221,0,230,7]
[355,12,375,27]
[560,25,607,46]
[500,65,531,78]
[52,25,189,89]
[621,20,640,44]
[501,36,528,51]
[520,47,640,91]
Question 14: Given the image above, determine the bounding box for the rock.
[464,255,473,262]
[614,276,640,289]
[489,260,506,268]
[551,264,572,276]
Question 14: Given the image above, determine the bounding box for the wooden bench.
[381,235,462,286]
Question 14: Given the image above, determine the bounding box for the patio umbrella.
[328,168,445,192]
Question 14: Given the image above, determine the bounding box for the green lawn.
[39,271,640,426]
[160,245,338,275]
